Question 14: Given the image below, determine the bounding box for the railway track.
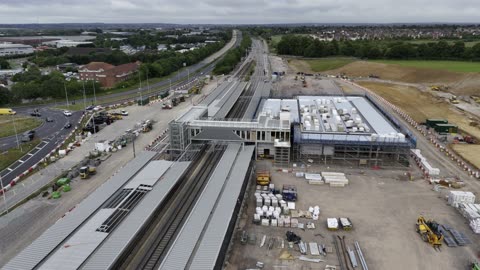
[116,145,225,269]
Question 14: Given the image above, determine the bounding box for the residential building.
[0,43,34,56]
[79,61,141,88]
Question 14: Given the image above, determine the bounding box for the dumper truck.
[80,166,97,179]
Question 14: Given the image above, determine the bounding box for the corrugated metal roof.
[159,144,241,270]
[82,161,191,270]
[200,80,235,106]
[38,210,114,270]
[123,160,173,189]
[348,97,398,135]
[3,151,156,270]
[188,145,254,270]
[213,82,247,119]
[176,106,208,123]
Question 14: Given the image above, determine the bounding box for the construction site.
[3,36,480,270]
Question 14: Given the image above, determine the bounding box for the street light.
[82,81,87,112]
[168,78,172,93]
[11,114,21,151]
[63,82,69,109]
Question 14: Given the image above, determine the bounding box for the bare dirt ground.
[226,162,478,270]
[269,55,289,74]
[357,81,480,141]
[325,61,480,96]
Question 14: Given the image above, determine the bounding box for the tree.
[0,58,11,69]
[0,86,12,105]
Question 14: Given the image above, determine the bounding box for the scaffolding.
[292,124,412,168]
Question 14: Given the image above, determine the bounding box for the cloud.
[0,0,479,24]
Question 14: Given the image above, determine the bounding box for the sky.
[0,0,479,24]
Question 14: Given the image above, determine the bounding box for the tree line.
[7,66,101,103]
[276,35,480,60]
[213,34,252,75]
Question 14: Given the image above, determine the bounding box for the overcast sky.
[0,0,479,24]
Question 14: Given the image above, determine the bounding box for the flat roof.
[159,144,241,270]
[257,98,299,123]
[83,161,191,269]
[4,151,156,270]
[188,145,255,269]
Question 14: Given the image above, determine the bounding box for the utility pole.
[11,114,21,151]
[0,175,8,214]
[82,81,87,112]
[64,82,69,109]
[138,71,143,104]
[92,80,97,105]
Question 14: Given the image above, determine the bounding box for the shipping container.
[426,118,448,128]
[434,123,458,134]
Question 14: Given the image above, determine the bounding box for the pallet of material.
[448,191,476,208]
[308,179,325,185]
[329,182,346,187]
[327,218,339,231]
[321,172,345,177]
[309,242,320,256]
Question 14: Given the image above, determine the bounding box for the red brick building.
[78,61,140,88]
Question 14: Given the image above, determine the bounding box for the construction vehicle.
[80,166,97,179]
[142,120,153,132]
[471,96,480,104]
[450,96,460,104]
[256,171,271,186]
[416,216,444,249]
[171,97,178,107]
[162,102,172,109]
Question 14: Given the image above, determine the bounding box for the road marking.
[7,168,12,171]
[28,153,34,156]
[36,147,42,150]
[18,160,24,163]
[43,140,49,144]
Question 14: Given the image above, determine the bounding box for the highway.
[0,109,82,187]
[0,31,242,187]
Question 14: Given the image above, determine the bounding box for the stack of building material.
[327,218,339,231]
[448,191,476,208]
[309,242,320,256]
[411,149,440,176]
[322,172,349,187]
[305,173,324,185]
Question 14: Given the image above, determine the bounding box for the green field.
[371,60,480,73]
[0,115,43,138]
[305,58,357,72]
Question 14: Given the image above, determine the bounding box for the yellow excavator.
[416,216,444,250]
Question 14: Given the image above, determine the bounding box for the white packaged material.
[261,219,270,226]
[287,202,296,210]
[305,173,323,181]
[264,198,271,206]
[291,218,299,228]
[271,219,278,227]
[296,172,305,178]
[327,218,339,230]
[448,191,476,208]
[275,194,283,201]
[309,242,320,256]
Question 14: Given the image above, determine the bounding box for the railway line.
[115,144,225,270]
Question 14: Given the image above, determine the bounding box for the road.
[0,31,241,187]
[12,30,242,110]
[0,109,82,187]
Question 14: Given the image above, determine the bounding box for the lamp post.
[63,82,69,109]
[12,114,21,151]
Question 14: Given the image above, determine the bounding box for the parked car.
[64,122,72,129]
[46,117,54,122]
[63,110,72,116]
[121,110,129,116]
[22,130,35,141]
[93,105,104,111]
[30,111,41,117]
[85,105,95,111]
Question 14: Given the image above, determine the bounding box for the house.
[157,44,168,51]
[78,61,141,88]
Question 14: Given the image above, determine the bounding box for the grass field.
[371,60,480,73]
[0,139,40,171]
[0,115,42,138]
[357,81,480,141]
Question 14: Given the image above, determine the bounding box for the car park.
[63,110,72,116]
